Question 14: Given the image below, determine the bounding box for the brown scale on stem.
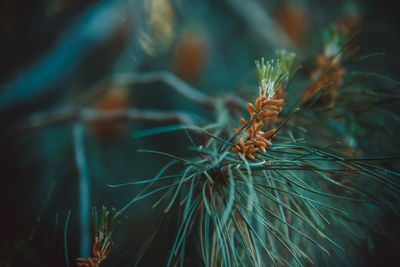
[232,96,283,160]
[302,55,345,106]
[267,84,287,126]
[76,238,114,267]
[302,27,351,106]
[75,207,123,267]
[232,58,290,160]
[267,49,298,126]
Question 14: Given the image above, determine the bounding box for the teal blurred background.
[1,0,399,266]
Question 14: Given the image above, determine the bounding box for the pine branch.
[7,107,210,136]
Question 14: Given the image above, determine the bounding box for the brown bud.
[263,99,284,106]
[255,97,262,112]
[254,122,263,133]
[262,129,277,139]
[259,136,272,146]
[248,147,259,154]
[247,103,256,114]
[247,153,256,160]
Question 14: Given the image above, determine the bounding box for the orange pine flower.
[232,59,288,160]
[303,27,348,106]
[303,55,345,104]
[76,239,114,267]
[91,87,130,140]
[173,33,208,81]
[276,3,309,45]
[76,207,124,267]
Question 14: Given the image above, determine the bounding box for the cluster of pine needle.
[87,26,399,267]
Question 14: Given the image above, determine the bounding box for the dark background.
[1,0,399,266]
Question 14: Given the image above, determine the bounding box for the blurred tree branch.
[72,123,91,259]
[6,71,249,140]
[112,72,214,108]
[81,71,248,111]
[6,107,210,138]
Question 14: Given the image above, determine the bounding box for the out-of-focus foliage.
[1,0,400,266]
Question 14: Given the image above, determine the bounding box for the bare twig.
[73,123,91,258]
[112,71,215,108]
[81,71,246,109]
[64,211,71,267]
[5,71,245,141]
[109,71,247,111]
[10,107,210,135]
